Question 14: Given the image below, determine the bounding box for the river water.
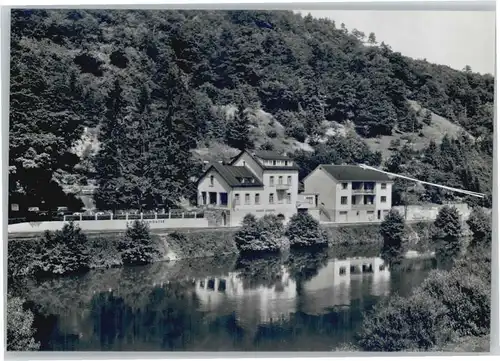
[12,244,437,351]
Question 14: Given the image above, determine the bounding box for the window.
[342,183,348,190]
[286,193,291,204]
[339,267,346,275]
[245,193,250,205]
[255,193,260,204]
[381,183,387,189]
[270,176,275,186]
[341,196,348,205]
[273,160,277,165]
[278,176,283,184]
[269,193,274,204]
[210,175,214,187]
[367,211,374,215]
[243,161,246,166]
[306,196,313,204]
[381,196,387,203]
[287,176,292,185]
[234,194,240,205]
[201,192,207,205]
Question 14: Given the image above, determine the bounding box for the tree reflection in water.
[236,253,286,290]
[286,249,329,296]
[11,242,441,351]
[87,282,204,351]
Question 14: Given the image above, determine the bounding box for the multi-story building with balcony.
[197,150,304,226]
[303,164,393,223]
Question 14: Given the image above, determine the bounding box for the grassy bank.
[8,221,436,278]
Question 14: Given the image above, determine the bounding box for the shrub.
[379,209,406,264]
[357,292,455,351]
[118,220,159,266]
[423,110,432,125]
[432,206,463,262]
[466,207,491,250]
[7,296,40,351]
[260,141,275,150]
[234,214,285,253]
[33,222,90,276]
[419,267,490,337]
[285,212,328,248]
[266,129,278,138]
[285,123,307,143]
[389,138,401,150]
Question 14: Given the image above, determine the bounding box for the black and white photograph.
[4,5,495,353]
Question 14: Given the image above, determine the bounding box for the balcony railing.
[351,188,376,194]
[275,183,291,190]
[351,203,376,210]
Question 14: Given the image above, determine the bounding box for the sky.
[298,10,495,75]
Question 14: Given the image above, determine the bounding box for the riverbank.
[8,221,438,278]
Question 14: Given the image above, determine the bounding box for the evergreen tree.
[380,209,406,264]
[149,64,199,209]
[226,105,252,150]
[433,206,463,262]
[423,110,432,125]
[368,32,377,44]
[120,84,155,211]
[93,79,127,212]
[118,220,159,265]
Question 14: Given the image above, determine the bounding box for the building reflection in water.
[301,257,390,315]
[194,265,297,325]
[193,257,391,324]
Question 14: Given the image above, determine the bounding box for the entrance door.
[377,210,381,220]
[222,212,227,226]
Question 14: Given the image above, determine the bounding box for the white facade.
[197,151,305,226]
[303,165,393,223]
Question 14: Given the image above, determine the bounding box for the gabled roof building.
[303,164,394,223]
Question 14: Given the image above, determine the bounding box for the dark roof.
[203,163,264,188]
[252,150,294,161]
[319,165,392,182]
[230,150,300,171]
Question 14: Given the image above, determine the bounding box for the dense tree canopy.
[9,9,493,211]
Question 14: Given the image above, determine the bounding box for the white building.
[197,150,306,226]
[303,164,393,223]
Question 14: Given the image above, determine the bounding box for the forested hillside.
[9,9,494,212]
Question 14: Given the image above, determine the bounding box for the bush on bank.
[234,214,286,253]
[379,209,406,264]
[285,212,328,248]
[33,222,90,276]
[358,221,491,352]
[118,220,160,266]
[357,291,455,351]
[7,295,40,351]
[432,205,463,262]
[466,207,492,250]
